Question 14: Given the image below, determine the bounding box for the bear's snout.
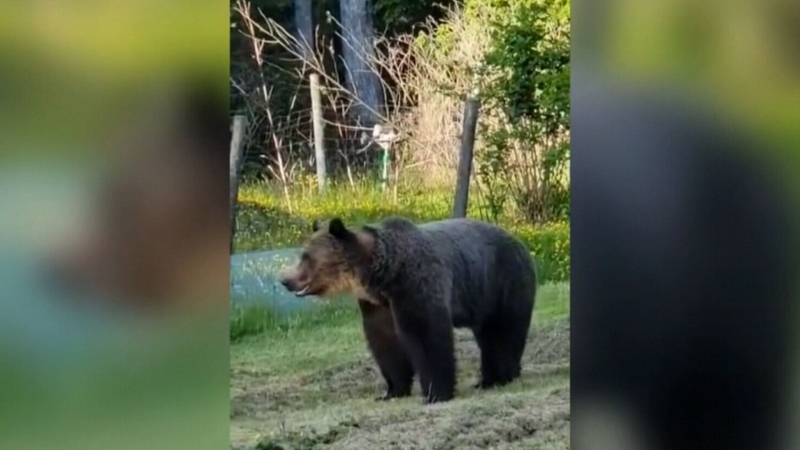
[278,268,297,291]
[279,277,296,291]
[278,267,310,296]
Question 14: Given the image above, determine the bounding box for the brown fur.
[280,220,403,398]
[358,299,415,399]
[279,221,378,303]
[280,216,537,404]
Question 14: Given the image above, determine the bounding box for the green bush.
[511,221,570,283]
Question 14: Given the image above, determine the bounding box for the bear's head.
[279,218,375,298]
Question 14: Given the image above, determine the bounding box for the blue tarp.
[230,248,316,312]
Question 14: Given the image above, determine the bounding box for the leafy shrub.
[406,0,571,223]
[476,0,571,224]
[511,221,570,283]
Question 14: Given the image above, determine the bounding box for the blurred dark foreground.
[572,0,800,449]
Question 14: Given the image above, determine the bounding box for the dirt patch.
[249,385,569,450]
[232,318,570,450]
[453,319,570,367]
[231,359,380,418]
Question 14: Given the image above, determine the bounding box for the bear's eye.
[300,252,310,262]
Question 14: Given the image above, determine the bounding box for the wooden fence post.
[229,114,249,253]
[453,96,480,218]
[309,73,327,192]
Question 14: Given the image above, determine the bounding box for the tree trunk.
[293,0,314,62]
[338,0,383,128]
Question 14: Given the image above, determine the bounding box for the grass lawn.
[230,282,570,450]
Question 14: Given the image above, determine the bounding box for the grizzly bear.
[279,216,537,403]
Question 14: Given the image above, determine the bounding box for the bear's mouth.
[294,284,319,297]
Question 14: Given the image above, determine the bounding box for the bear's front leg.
[391,300,456,404]
[357,299,415,401]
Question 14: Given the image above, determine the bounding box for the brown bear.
[279,216,537,403]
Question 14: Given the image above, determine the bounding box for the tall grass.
[230,298,359,342]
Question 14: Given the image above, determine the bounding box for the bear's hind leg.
[474,314,529,389]
[474,323,509,389]
[358,299,415,400]
[475,275,535,390]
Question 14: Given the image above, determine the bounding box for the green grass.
[233,180,567,252]
[234,181,459,252]
[233,181,570,282]
[230,298,360,344]
[230,282,570,450]
[230,280,569,344]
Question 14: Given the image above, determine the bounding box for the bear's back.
[417,218,535,327]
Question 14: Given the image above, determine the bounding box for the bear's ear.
[312,219,322,232]
[328,217,350,240]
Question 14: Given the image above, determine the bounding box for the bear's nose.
[279,278,294,291]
